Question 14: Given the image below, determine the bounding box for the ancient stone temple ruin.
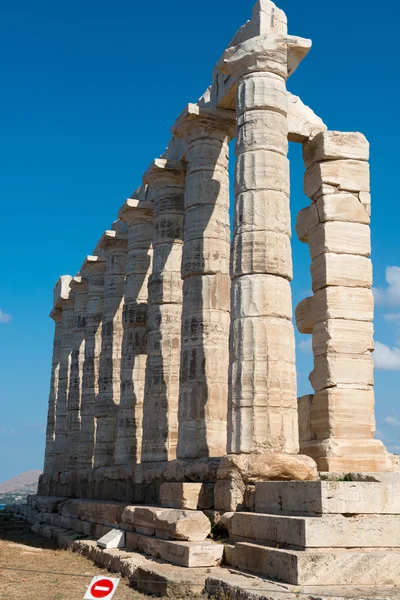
[18,0,400,593]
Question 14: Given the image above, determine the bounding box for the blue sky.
[0,0,399,482]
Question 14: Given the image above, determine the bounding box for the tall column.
[141,160,185,462]
[222,29,309,454]
[66,276,89,471]
[78,256,107,470]
[296,130,391,472]
[114,198,153,466]
[52,276,74,473]
[94,227,127,468]
[43,307,63,474]
[172,104,235,459]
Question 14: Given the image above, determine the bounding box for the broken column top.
[171,103,236,138]
[53,275,73,309]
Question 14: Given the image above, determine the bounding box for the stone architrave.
[221,26,311,454]
[141,160,186,463]
[297,131,391,472]
[52,276,74,473]
[77,255,107,470]
[66,276,89,471]
[172,104,235,459]
[94,226,128,468]
[114,197,154,466]
[43,307,63,474]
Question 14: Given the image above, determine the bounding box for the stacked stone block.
[78,255,107,469]
[94,226,127,468]
[141,160,185,462]
[114,198,153,466]
[296,131,391,472]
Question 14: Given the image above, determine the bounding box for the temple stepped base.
[225,543,400,586]
[224,479,400,586]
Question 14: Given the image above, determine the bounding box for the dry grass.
[0,513,150,599]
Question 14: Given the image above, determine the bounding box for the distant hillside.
[0,470,42,494]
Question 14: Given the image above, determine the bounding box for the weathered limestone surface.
[214,453,318,511]
[255,481,400,515]
[122,506,211,541]
[66,276,88,471]
[160,483,214,510]
[43,308,63,473]
[173,104,235,459]
[297,131,390,472]
[226,542,400,586]
[94,226,128,468]
[114,197,153,466]
[78,255,107,470]
[52,277,74,473]
[125,532,223,567]
[222,26,309,455]
[141,160,185,463]
[230,511,400,548]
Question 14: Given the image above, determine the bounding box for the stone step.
[121,505,211,541]
[126,531,223,568]
[225,542,400,586]
[255,480,400,515]
[230,511,400,548]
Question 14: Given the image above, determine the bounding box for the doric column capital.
[172,104,236,142]
[53,275,73,310]
[97,229,128,252]
[49,307,63,322]
[69,276,89,295]
[81,255,107,275]
[143,158,186,189]
[221,34,311,80]
[118,199,154,225]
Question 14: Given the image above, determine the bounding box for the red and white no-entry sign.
[84,576,119,600]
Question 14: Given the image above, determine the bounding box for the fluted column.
[66,276,89,471]
[141,160,185,462]
[222,27,310,454]
[94,227,127,468]
[114,198,153,466]
[173,104,235,459]
[43,307,63,474]
[78,256,107,470]
[53,276,74,473]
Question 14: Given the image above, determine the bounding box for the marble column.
[114,198,153,466]
[141,159,185,462]
[77,256,106,470]
[173,104,235,459]
[94,226,127,468]
[66,276,89,471]
[296,130,391,472]
[43,307,63,474]
[52,276,74,473]
[222,30,310,454]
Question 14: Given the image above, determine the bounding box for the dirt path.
[0,513,151,600]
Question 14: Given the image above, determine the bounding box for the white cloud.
[383,416,400,427]
[0,309,11,323]
[373,341,400,370]
[373,266,400,307]
[384,313,400,323]
[298,338,312,354]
